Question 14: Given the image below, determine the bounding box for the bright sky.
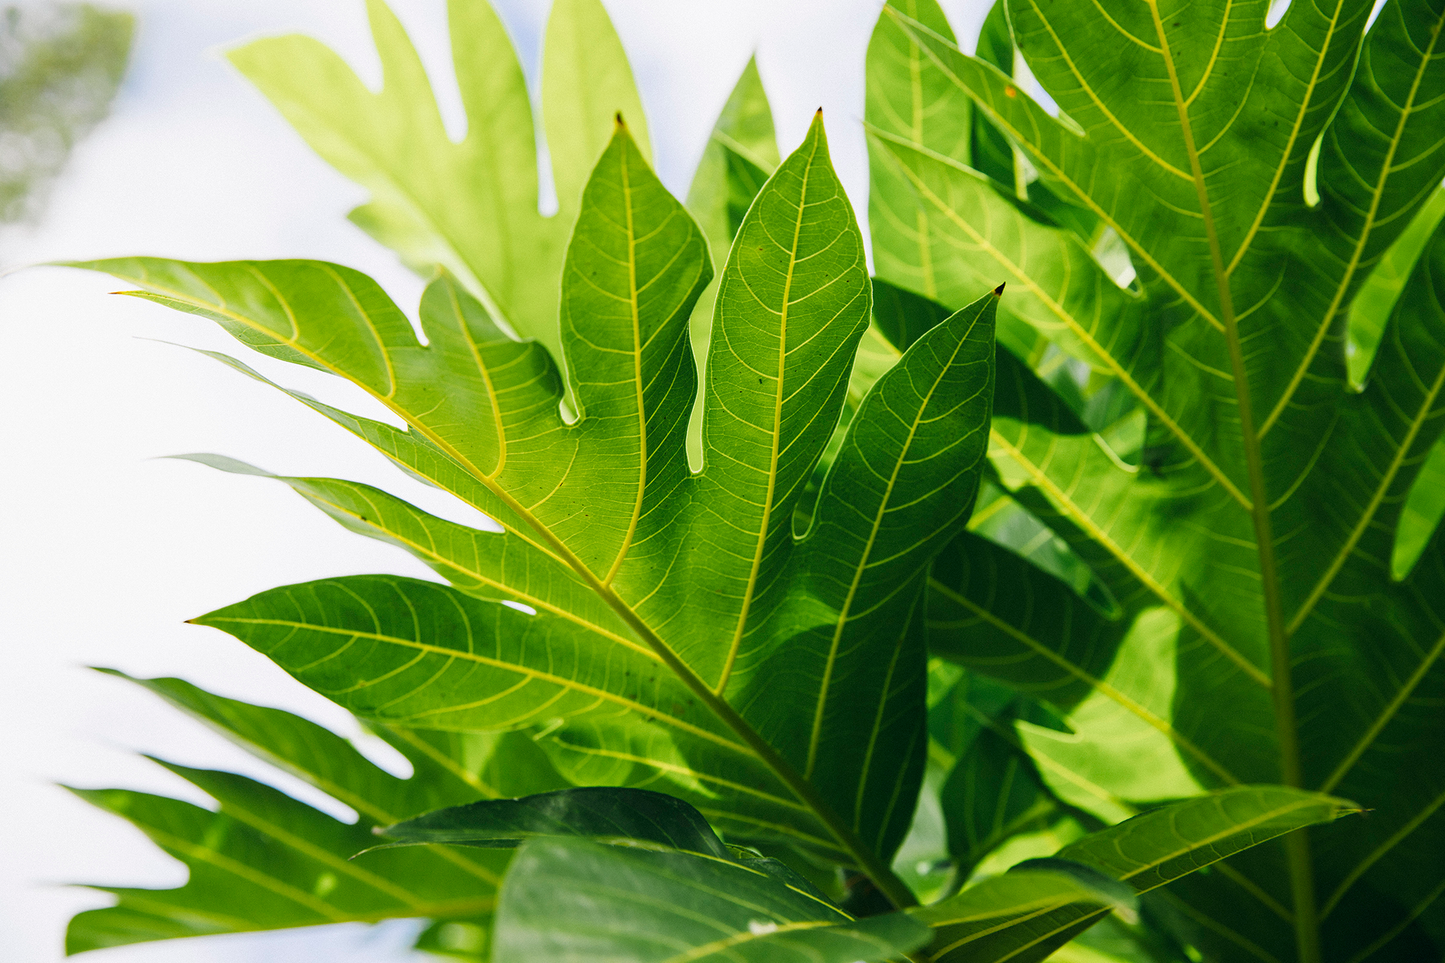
[0,1,992,960]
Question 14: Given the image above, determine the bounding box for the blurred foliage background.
[1,3,132,225]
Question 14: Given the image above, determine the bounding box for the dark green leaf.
[491,837,929,963]
[379,787,731,857]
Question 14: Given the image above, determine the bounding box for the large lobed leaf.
[65,670,520,952]
[65,1,1373,958]
[228,0,648,376]
[75,107,999,912]
[866,0,1445,959]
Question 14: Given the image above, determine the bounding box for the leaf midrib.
[203,613,754,756]
[713,131,818,698]
[176,773,438,911]
[886,10,1227,335]
[298,484,659,660]
[604,135,647,586]
[1147,4,1317,959]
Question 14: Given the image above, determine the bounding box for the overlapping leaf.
[868,0,1445,958]
[66,671,514,953]
[378,786,931,963]
[228,0,648,367]
[917,788,1354,963]
[76,110,1000,914]
[493,838,928,963]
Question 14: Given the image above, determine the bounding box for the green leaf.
[227,0,648,373]
[683,57,781,465]
[541,0,651,214]
[918,787,1354,963]
[1348,186,1445,389]
[491,837,930,963]
[78,115,998,914]
[941,728,1055,876]
[913,869,1136,963]
[865,0,973,308]
[968,0,1016,189]
[1393,434,1445,580]
[686,56,780,268]
[65,670,538,951]
[871,0,1445,957]
[379,787,732,857]
[66,764,503,953]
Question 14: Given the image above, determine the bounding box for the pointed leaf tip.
[615,110,625,128]
[993,282,1005,296]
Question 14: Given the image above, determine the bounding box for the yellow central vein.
[606,136,646,587]
[207,797,434,910]
[446,278,509,477]
[1149,5,1318,960]
[933,902,1109,958]
[138,825,354,922]
[206,616,749,755]
[381,725,501,799]
[301,490,660,661]
[713,129,818,697]
[806,302,986,779]
[661,920,836,963]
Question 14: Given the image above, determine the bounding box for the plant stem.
[1150,4,1318,960]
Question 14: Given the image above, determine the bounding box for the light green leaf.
[227,0,648,375]
[686,56,780,267]
[1348,186,1445,389]
[683,57,781,466]
[913,868,1134,963]
[64,670,558,952]
[379,787,732,856]
[66,761,503,953]
[1393,434,1445,580]
[491,837,930,963]
[865,0,973,307]
[542,0,651,215]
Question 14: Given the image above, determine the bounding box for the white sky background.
[0,0,993,959]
